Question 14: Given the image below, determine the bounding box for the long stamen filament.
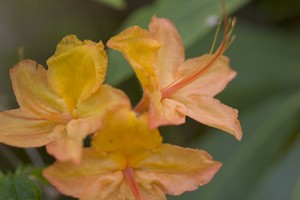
[161,3,235,99]
[209,19,222,54]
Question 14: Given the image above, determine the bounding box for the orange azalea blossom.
[107,16,242,140]
[0,35,129,163]
[44,108,221,200]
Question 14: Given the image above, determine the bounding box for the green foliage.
[291,173,300,200]
[0,170,42,200]
[90,0,126,10]
[255,0,300,22]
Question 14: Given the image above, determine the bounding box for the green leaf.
[89,0,126,10]
[106,0,250,85]
[0,174,42,200]
[246,133,300,200]
[291,172,300,200]
[30,168,49,185]
[14,166,49,185]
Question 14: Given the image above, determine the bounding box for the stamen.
[209,19,222,54]
[124,166,143,200]
[161,0,235,99]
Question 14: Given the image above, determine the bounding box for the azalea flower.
[107,16,242,140]
[0,35,130,163]
[44,108,221,200]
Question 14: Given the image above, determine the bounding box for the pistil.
[124,166,143,200]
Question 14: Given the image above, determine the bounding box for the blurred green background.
[0,0,300,199]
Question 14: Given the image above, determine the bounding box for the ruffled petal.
[81,171,124,200]
[148,96,185,128]
[44,155,166,200]
[46,119,93,163]
[85,178,166,200]
[43,149,123,198]
[0,109,61,147]
[132,144,221,196]
[107,26,161,93]
[135,182,166,200]
[149,16,185,88]
[10,60,69,122]
[175,55,237,97]
[47,35,107,110]
[174,94,242,140]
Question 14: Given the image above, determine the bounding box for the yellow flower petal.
[44,107,221,199]
[1,35,129,163]
[0,109,61,147]
[74,84,130,119]
[47,35,107,110]
[10,60,69,121]
[92,108,162,155]
[68,84,131,141]
[133,144,222,195]
[107,26,161,94]
[149,16,185,88]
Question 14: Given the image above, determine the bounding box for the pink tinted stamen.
[161,1,232,99]
[124,166,143,200]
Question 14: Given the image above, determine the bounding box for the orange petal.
[47,35,107,110]
[121,166,167,200]
[44,151,165,200]
[175,94,242,140]
[175,55,237,97]
[149,16,185,88]
[148,96,185,128]
[46,119,92,163]
[9,60,69,121]
[132,144,222,196]
[80,171,124,200]
[0,109,61,147]
[43,149,124,199]
[135,183,166,200]
[107,26,161,94]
